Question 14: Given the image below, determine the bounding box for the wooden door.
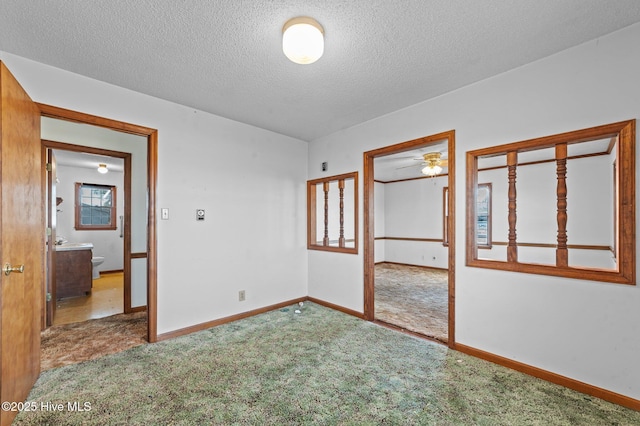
[0,62,43,426]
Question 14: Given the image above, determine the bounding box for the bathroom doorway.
[39,105,158,343]
[46,146,128,326]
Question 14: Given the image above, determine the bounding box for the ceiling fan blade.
[440,159,448,167]
[395,163,424,170]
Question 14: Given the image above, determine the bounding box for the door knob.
[4,263,24,276]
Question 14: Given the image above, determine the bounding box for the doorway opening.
[45,144,129,327]
[39,104,158,343]
[363,131,456,348]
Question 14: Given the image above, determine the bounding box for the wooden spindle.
[323,181,329,246]
[339,179,345,247]
[556,144,568,267]
[507,151,518,263]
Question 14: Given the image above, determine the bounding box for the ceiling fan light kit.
[420,152,445,176]
[282,17,324,64]
[422,164,442,176]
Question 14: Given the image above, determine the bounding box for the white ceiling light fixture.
[282,17,324,65]
[97,163,108,174]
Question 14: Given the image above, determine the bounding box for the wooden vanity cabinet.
[55,249,92,299]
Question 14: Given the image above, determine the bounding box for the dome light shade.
[97,163,108,174]
[282,17,324,64]
[421,165,442,176]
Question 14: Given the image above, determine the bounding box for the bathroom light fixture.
[282,17,324,64]
[97,163,108,174]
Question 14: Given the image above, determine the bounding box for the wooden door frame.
[44,148,56,327]
[42,141,134,314]
[363,130,456,348]
[38,104,158,343]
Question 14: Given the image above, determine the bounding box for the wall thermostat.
[196,209,205,221]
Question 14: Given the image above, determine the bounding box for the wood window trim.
[445,183,491,248]
[443,187,449,246]
[475,183,492,249]
[307,171,358,254]
[74,182,117,230]
[466,120,636,285]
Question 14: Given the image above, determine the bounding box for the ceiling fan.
[397,152,448,176]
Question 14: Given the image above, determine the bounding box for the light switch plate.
[161,208,169,220]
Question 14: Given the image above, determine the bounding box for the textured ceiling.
[2,1,640,142]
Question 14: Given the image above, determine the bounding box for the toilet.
[91,256,105,279]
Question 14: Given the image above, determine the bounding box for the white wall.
[381,176,449,269]
[308,23,640,399]
[0,50,309,334]
[55,164,125,273]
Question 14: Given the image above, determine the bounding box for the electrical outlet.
[238,290,245,301]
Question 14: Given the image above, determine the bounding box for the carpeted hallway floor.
[42,272,148,370]
[374,262,448,342]
[40,311,147,371]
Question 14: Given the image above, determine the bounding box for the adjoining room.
[373,144,451,343]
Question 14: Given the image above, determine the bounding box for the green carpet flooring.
[14,302,640,425]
